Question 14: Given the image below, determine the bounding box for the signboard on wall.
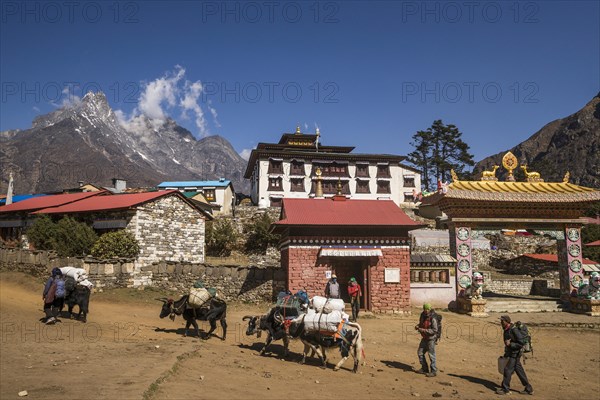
[325,271,332,279]
[384,268,400,283]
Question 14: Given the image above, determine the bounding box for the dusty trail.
[1,272,598,400]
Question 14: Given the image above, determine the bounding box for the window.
[203,189,216,201]
[268,177,283,191]
[356,180,370,194]
[268,160,283,174]
[270,197,283,207]
[355,163,370,178]
[290,178,305,192]
[376,164,391,178]
[377,180,390,194]
[404,192,415,202]
[313,162,349,177]
[290,161,305,176]
[310,180,350,195]
[403,176,415,187]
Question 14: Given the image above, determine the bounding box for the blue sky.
[1,1,599,163]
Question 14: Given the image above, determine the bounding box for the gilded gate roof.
[422,181,600,204]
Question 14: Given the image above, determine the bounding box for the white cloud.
[32,106,40,112]
[51,86,82,108]
[115,66,219,139]
[239,148,252,160]
[138,65,185,121]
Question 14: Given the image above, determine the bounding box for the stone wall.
[0,248,285,302]
[132,195,206,264]
[484,278,560,296]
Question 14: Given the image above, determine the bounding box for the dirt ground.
[1,272,599,400]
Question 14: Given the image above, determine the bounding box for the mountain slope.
[0,92,249,194]
[474,94,600,187]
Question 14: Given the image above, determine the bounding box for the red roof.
[585,240,600,247]
[33,190,181,214]
[274,198,421,227]
[0,191,106,214]
[522,253,596,265]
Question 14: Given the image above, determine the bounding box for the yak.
[158,295,227,340]
[60,276,91,322]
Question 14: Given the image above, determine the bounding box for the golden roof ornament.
[502,152,518,182]
[521,165,543,182]
[315,167,323,198]
[450,169,459,182]
[481,165,499,181]
[336,178,343,195]
[563,171,570,183]
[295,125,301,134]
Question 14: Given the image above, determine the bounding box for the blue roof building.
[0,194,47,206]
[156,179,235,216]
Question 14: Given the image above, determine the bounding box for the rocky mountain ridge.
[0,92,249,194]
[474,93,600,187]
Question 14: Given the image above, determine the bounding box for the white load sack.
[188,288,212,308]
[311,296,345,313]
[303,310,349,333]
[60,267,89,283]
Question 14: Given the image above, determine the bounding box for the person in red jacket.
[347,277,362,321]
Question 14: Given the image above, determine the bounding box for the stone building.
[244,127,421,207]
[271,195,423,313]
[1,190,211,264]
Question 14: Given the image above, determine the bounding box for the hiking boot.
[426,372,437,377]
[415,369,428,375]
[46,317,56,325]
[495,388,511,395]
[524,388,534,395]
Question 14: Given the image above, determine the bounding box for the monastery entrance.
[332,259,368,310]
[420,152,600,317]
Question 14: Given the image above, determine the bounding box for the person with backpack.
[42,268,63,324]
[347,277,362,321]
[497,315,534,395]
[415,303,439,377]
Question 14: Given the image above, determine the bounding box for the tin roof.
[32,191,181,214]
[410,253,457,264]
[520,253,597,265]
[586,240,600,247]
[0,194,47,206]
[0,191,106,214]
[274,198,422,227]
[157,180,232,188]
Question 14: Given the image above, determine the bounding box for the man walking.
[415,303,438,377]
[497,315,534,395]
[325,274,340,299]
[347,277,362,321]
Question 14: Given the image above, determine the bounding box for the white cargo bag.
[303,310,349,333]
[311,296,345,313]
[188,288,212,308]
[60,267,89,283]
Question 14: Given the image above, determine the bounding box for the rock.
[52,363,58,366]
[432,393,443,398]
[377,369,384,372]
[411,393,420,397]
[18,391,28,397]
[200,376,204,381]
[440,381,452,387]
[267,387,271,390]
[263,372,272,378]
[315,380,320,384]
[155,345,160,349]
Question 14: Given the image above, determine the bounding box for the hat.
[331,274,337,279]
[350,277,356,282]
[500,315,511,323]
[51,267,62,277]
[423,303,432,311]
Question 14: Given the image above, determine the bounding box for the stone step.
[486,300,564,313]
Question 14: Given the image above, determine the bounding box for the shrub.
[91,230,140,259]
[26,215,57,250]
[52,217,97,257]
[244,213,279,254]
[205,218,238,257]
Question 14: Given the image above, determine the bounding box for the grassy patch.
[142,348,203,400]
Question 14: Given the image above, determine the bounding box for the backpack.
[55,277,66,299]
[512,321,532,353]
[431,311,443,342]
